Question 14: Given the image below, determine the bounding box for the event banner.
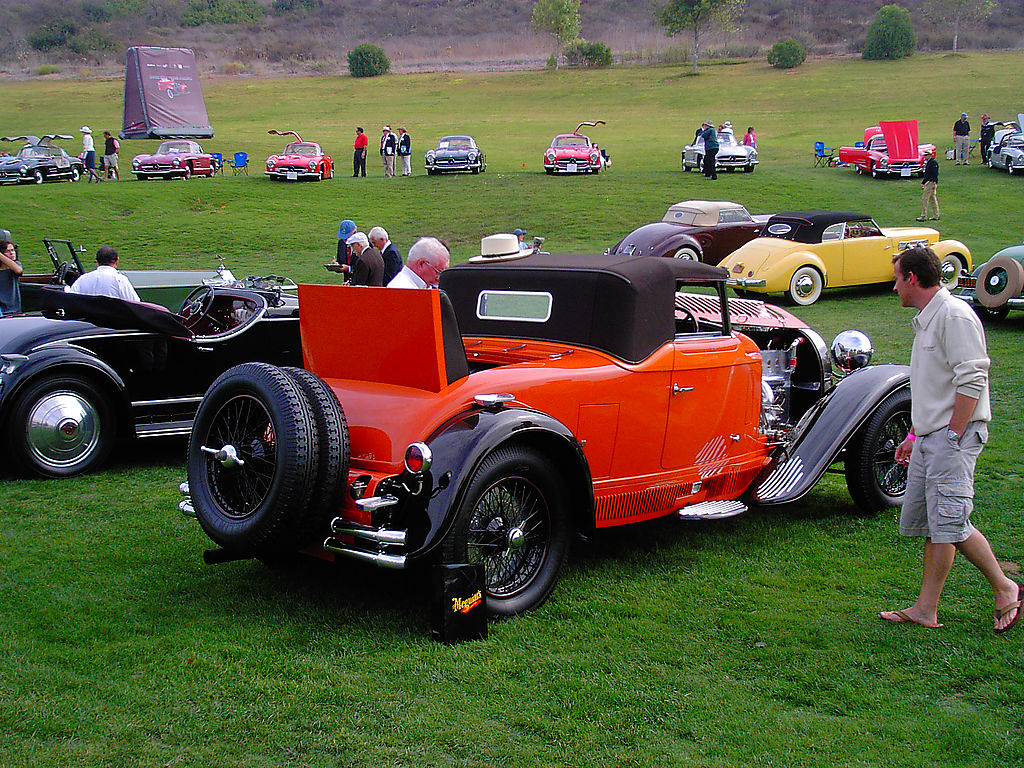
[121,47,214,140]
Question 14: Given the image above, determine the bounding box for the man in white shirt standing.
[881,246,1020,633]
[68,246,141,302]
[80,126,101,183]
[387,237,449,289]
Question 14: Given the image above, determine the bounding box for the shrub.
[347,43,390,78]
[27,21,77,52]
[862,4,916,60]
[563,39,613,68]
[767,38,807,69]
[182,0,266,27]
[34,65,61,75]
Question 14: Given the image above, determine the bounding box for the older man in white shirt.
[387,237,449,289]
[68,246,140,302]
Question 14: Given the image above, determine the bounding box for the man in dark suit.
[345,232,384,286]
[369,226,404,285]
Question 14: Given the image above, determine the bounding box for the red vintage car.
[837,120,936,178]
[131,140,219,180]
[157,77,190,99]
[265,130,334,181]
[543,121,606,174]
[179,253,911,622]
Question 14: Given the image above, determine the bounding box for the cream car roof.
[662,200,746,226]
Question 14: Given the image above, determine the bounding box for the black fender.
[408,405,594,561]
[751,363,910,506]
[0,348,129,435]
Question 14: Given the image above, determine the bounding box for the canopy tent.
[120,47,213,140]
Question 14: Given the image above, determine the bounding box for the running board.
[677,499,748,520]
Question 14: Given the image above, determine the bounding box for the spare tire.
[187,362,320,554]
[282,367,349,528]
[975,255,1024,309]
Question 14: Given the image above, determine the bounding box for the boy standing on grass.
[881,246,1021,633]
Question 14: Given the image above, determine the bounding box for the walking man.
[699,120,718,180]
[881,246,1021,633]
[916,148,939,222]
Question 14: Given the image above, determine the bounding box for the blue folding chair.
[229,152,248,175]
[210,152,224,175]
[813,141,835,167]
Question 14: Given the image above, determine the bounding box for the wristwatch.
[947,428,962,444]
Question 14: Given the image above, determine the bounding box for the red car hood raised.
[878,120,920,161]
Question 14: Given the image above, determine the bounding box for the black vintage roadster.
[0,276,301,478]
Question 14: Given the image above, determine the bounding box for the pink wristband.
[906,433,916,442]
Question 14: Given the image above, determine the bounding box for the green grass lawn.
[1,53,1023,767]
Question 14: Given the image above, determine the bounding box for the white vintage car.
[682,128,758,173]
[988,120,1024,176]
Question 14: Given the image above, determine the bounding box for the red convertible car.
[837,120,936,178]
[543,121,606,174]
[265,130,334,181]
[131,140,219,180]
[157,77,190,99]
[608,200,770,263]
[179,253,911,622]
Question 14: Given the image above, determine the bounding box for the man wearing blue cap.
[326,219,359,278]
[953,112,971,165]
[513,228,529,250]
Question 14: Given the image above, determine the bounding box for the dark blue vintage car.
[0,135,84,184]
[0,276,301,478]
[425,135,486,175]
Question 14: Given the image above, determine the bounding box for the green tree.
[530,0,581,70]
[862,4,916,59]
[347,43,390,78]
[766,38,806,69]
[654,0,746,74]
[922,0,996,54]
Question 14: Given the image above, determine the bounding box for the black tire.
[470,166,480,174]
[672,246,699,261]
[786,265,823,306]
[32,170,43,184]
[845,388,912,512]
[975,305,1010,321]
[281,367,349,529]
[182,164,192,181]
[187,362,320,554]
[70,167,81,182]
[544,168,554,175]
[8,374,115,478]
[443,444,571,616]
[744,164,754,173]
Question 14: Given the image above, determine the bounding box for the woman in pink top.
[743,127,757,147]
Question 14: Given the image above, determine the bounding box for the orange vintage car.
[179,253,911,617]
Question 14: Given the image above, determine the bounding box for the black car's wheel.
[281,367,349,526]
[187,363,322,554]
[845,388,911,512]
[32,170,44,184]
[70,167,81,182]
[443,444,571,616]
[427,169,439,176]
[975,305,1010,321]
[744,164,755,173]
[8,374,115,478]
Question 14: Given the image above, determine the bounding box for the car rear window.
[476,290,552,323]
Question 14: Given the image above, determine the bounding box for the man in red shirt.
[353,127,368,177]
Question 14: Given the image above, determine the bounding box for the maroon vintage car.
[131,140,219,180]
[608,200,771,263]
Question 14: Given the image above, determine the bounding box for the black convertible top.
[40,287,192,338]
[441,253,727,364]
[763,211,871,244]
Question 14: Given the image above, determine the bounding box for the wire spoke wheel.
[845,388,912,511]
[467,476,550,599]
[205,394,278,519]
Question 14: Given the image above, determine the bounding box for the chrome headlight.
[830,330,873,374]
[308,160,316,170]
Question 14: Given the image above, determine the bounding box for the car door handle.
[672,384,694,395]
[196,346,214,352]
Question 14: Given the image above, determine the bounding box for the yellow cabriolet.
[719,211,971,305]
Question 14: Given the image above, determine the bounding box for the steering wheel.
[178,285,216,330]
[675,308,699,335]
